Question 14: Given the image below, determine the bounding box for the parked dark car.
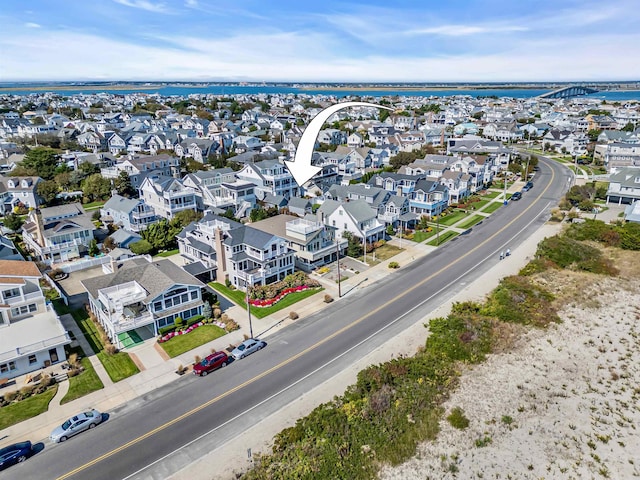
[525,181,534,189]
[193,351,229,376]
[511,191,522,201]
[0,441,33,471]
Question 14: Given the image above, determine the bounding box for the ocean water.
[1,84,639,100]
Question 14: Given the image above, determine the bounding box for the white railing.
[113,312,154,333]
[0,333,71,362]
[41,238,84,255]
[59,255,111,273]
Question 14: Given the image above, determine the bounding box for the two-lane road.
[1,156,570,480]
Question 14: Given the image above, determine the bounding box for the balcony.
[1,290,44,306]
[132,209,156,220]
[112,312,154,333]
[0,333,71,363]
[41,238,84,255]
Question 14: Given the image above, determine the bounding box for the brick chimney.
[33,209,45,247]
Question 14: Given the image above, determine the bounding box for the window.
[11,304,37,317]
[2,288,20,299]
[191,291,198,301]
[0,362,16,373]
[28,354,37,365]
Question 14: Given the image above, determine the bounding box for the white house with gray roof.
[0,176,42,215]
[139,175,198,219]
[22,203,96,265]
[236,159,298,201]
[82,257,205,348]
[606,167,640,204]
[316,199,385,244]
[100,194,157,233]
[0,260,70,379]
[222,223,295,290]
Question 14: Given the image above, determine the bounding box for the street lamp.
[245,272,254,339]
[335,234,342,298]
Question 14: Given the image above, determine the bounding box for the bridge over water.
[538,85,599,99]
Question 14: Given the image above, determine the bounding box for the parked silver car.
[231,338,266,360]
[50,409,103,443]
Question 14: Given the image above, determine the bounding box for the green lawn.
[159,325,227,358]
[483,191,502,199]
[411,228,440,243]
[61,357,105,405]
[97,352,140,382]
[469,199,490,210]
[482,201,504,214]
[82,201,106,211]
[157,249,179,257]
[0,385,58,430]
[437,210,469,226]
[427,230,459,246]
[68,307,139,382]
[209,282,324,319]
[457,215,485,230]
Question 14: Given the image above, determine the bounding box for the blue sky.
[1,0,639,82]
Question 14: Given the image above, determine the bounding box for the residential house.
[287,197,313,217]
[139,175,198,219]
[232,135,263,153]
[251,214,346,272]
[542,129,588,155]
[101,154,181,189]
[585,114,617,131]
[316,199,385,244]
[222,223,296,290]
[440,170,471,204]
[100,194,157,233]
[603,143,640,172]
[22,203,96,265]
[0,176,42,215]
[624,200,640,223]
[347,132,364,148]
[317,129,346,145]
[606,167,640,204]
[236,160,298,200]
[408,179,449,217]
[0,260,70,379]
[82,257,205,349]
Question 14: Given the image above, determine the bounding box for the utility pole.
[245,273,254,338]
[336,236,341,298]
[436,214,440,245]
[503,172,508,205]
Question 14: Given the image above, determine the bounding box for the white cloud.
[184,0,197,7]
[1,27,639,82]
[25,22,41,28]
[405,24,528,36]
[112,0,171,14]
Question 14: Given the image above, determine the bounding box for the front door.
[49,348,59,363]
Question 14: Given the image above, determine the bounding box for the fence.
[41,273,68,306]
[59,255,111,273]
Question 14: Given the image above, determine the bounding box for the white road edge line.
[123,200,551,480]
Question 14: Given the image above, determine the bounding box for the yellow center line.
[57,163,556,480]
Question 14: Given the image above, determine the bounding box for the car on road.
[523,181,534,191]
[0,441,33,471]
[511,191,522,201]
[193,351,229,376]
[231,338,266,360]
[50,409,103,443]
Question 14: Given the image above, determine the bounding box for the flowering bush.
[249,285,316,307]
[157,321,227,343]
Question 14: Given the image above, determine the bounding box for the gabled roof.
[223,224,278,249]
[81,257,203,301]
[0,259,41,278]
[102,194,142,214]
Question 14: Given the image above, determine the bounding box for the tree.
[114,171,135,197]
[249,206,269,222]
[587,129,602,142]
[102,236,116,252]
[343,231,363,257]
[82,174,111,202]
[129,239,154,255]
[141,219,177,250]
[88,238,99,256]
[184,158,207,174]
[54,171,73,191]
[379,109,390,122]
[32,116,46,125]
[21,147,59,180]
[79,161,100,176]
[202,302,213,319]
[622,122,636,132]
[37,179,59,206]
[170,209,203,229]
[3,213,24,232]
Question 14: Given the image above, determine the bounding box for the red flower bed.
[250,285,313,307]
[158,322,203,343]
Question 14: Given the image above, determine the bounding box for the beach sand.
[379,251,640,480]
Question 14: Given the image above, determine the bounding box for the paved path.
[50,379,69,407]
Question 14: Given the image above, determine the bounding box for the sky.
[1,0,639,83]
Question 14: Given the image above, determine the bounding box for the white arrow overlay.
[285,101,393,186]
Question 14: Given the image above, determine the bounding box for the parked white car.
[231,338,266,360]
[50,409,103,443]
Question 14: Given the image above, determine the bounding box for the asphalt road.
[0,156,571,480]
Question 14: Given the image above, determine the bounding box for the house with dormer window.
[409,179,449,217]
[0,260,70,379]
[236,160,298,200]
[139,175,198,219]
[82,257,205,348]
[316,199,385,244]
[21,203,96,265]
[0,176,42,215]
[100,194,157,233]
[606,167,640,204]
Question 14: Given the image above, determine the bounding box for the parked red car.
[193,351,229,376]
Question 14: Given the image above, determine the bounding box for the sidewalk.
[0,203,545,449]
[173,223,564,480]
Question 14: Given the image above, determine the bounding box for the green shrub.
[158,324,175,336]
[536,234,617,275]
[447,407,470,429]
[174,317,184,329]
[186,315,203,327]
[129,239,154,255]
[481,276,559,327]
[388,261,400,269]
